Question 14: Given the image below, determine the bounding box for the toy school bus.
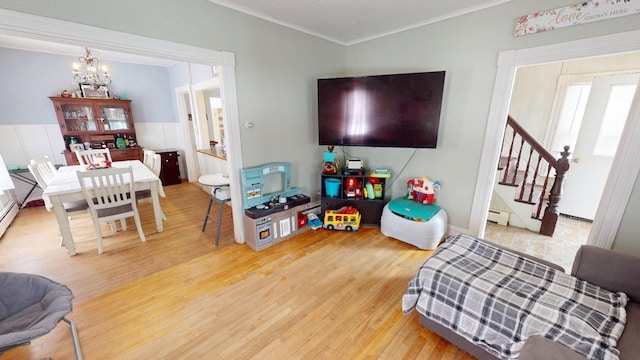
[323,206,361,231]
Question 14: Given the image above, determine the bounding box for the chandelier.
[71,47,111,88]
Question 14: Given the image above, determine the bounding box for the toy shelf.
[320,169,387,226]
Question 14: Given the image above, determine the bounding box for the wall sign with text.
[515,0,640,37]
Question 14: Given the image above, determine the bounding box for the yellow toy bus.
[323,206,361,231]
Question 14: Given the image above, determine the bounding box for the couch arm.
[520,336,586,360]
[571,245,640,301]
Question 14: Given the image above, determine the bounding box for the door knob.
[572,157,582,163]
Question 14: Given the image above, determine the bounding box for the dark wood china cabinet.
[50,97,143,165]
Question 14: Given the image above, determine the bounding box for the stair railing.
[499,116,571,236]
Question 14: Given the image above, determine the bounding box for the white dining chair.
[143,150,156,170]
[28,156,58,186]
[137,153,166,220]
[77,166,146,254]
[28,156,89,211]
[75,149,112,167]
[29,156,89,246]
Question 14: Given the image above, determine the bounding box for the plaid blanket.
[402,234,628,360]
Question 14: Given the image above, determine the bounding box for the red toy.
[345,177,362,198]
[407,176,441,205]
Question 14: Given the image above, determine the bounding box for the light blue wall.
[0,47,176,124]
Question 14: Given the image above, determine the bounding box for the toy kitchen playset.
[241,162,317,251]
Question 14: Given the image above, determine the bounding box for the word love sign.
[515,0,639,37]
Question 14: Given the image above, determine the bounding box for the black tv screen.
[317,71,445,148]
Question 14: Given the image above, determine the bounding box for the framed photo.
[69,143,85,152]
[80,84,110,99]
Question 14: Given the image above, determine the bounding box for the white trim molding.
[471,29,640,249]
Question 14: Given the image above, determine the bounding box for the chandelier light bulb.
[70,47,112,88]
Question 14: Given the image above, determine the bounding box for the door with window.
[551,73,639,220]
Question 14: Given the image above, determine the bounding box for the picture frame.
[80,84,110,99]
[69,143,85,152]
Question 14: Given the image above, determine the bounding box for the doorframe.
[0,8,246,243]
[470,29,640,249]
[175,84,200,183]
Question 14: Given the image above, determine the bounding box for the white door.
[559,73,639,220]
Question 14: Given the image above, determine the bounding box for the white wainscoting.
[135,122,187,179]
[0,124,66,167]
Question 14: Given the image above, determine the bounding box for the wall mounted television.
[317,71,445,148]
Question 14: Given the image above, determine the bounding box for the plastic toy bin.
[324,178,341,198]
[381,197,448,250]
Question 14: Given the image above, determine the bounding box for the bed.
[402,234,628,360]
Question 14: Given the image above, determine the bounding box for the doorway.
[486,65,640,268]
[0,10,246,244]
[470,29,640,253]
[177,77,230,181]
[489,56,640,230]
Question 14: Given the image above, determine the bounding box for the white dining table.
[42,160,166,256]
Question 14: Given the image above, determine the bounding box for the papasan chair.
[0,272,82,359]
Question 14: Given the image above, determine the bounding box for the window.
[550,83,591,154]
[593,84,637,156]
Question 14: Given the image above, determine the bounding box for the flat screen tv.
[317,71,445,148]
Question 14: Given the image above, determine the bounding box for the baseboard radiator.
[0,195,18,238]
[487,208,510,226]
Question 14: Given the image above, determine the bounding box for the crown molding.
[0,8,232,66]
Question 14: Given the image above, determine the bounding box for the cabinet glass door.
[60,103,98,132]
[99,105,130,131]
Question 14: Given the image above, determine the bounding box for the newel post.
[540,146,571,236]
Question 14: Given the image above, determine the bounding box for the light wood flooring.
[484,216,591,272]
[0,182,474,360]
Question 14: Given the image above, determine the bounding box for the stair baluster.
[540,146,571,236]
[499,116,571,236]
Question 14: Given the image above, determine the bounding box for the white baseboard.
[487,208,510,226]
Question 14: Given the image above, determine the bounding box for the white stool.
[199,174,231,246]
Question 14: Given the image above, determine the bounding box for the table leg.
[150,182,164,232]
[51,200,76,256]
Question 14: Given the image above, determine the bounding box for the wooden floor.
[0,182,475,360]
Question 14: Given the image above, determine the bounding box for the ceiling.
[0,0,511,63]
[0,34,177,67]
[209,0,512,45]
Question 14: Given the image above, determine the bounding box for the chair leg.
[133,214,146,242]
[120,219,128,231]
[62,317,83,360]
[215,198,224,246]
[93,221,104,255]
[202,196,214,232]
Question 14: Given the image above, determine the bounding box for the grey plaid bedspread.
[402,234,628,360]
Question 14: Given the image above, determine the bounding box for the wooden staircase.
[497,116,571,236]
